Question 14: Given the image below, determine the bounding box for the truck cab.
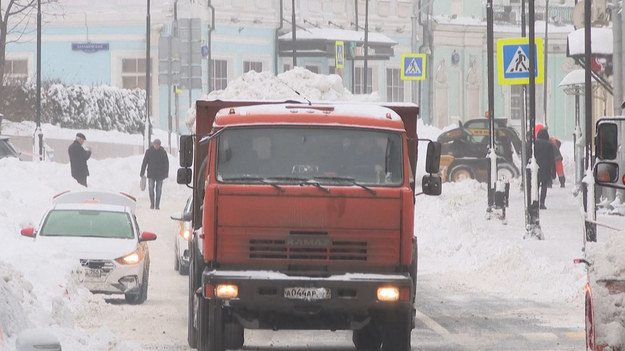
[177,100,441,351]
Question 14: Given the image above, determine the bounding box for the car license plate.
[86,269,102,278]
[284,287,330,300]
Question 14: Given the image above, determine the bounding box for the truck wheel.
[497,163,517,181]
[198,299,225,351]
[224,321,244,349]
[381,310,411,351]
[188,258,198,348]
[352,323,382,350]
[449,166,474,182]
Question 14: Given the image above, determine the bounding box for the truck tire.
[497,163,518,181]
[198,299,225,351]
[449,166,474,182]
[352,322,382,350]
[188,258,198,348]
[381,310,411,351]
[224,321,244,349]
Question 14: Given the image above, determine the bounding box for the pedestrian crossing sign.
[497,38,544,85]
[401,53,426,81]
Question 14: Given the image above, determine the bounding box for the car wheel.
[381,310,412,351]
[352,322,382,350]
[174,244,180,272]
[179,262,189,275]
[449,166,474,182]
[125,267,149,304]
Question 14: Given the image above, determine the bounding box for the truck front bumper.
[201,269,414,330]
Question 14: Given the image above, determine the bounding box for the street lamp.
[145,0,152,150]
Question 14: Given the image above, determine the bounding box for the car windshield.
[215,127,403,186]
[40,209,134,239]
[0,139,20,159]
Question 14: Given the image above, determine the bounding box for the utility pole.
[486,0,496,214]
[35,0,43,161]
[526,0,544,239]
[291,0,296,67]
[145,0,152,150]
[583,0,596,242]
[363,0,369,94]
[543,0,549,127]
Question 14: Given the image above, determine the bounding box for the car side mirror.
[20,227,35,237]
[177,168,192,185]
[140,231,157,242]
[179,135,194,167]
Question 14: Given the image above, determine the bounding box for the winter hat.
[153,139,161,145]
[76,132,86,140]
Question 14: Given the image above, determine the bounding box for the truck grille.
[249,239,367,261]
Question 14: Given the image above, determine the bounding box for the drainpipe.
[207,0,214,92]
[274,0,284,74]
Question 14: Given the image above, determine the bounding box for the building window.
[329,66,335,75]
[244,61,262,73]
[283,63,291,72]
[4,59,28,78]
[386,68,403,102]
[355,67,373,94]
[510,85,524,120]
[305,65,319,73]
[121,58,148,90]
[212,59,228,91]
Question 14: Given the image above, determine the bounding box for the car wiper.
[220,176,284,191]
[313,176,376,195]
[265,176,330,193]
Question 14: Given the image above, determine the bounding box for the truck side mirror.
[179,135,194,167]
[177,168,192,185]
[425,141,441,174]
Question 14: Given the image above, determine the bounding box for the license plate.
[86,269,102,278]
[284,287,331,301]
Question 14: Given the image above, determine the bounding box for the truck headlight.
[377,287,400,301]
[216,284,238,299]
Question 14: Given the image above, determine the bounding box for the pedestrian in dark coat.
[68,132,91,187]
[534,129,556,209]
[140,139,169,209]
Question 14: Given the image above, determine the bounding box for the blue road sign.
[497,38,544,85]
[401,53,426,81]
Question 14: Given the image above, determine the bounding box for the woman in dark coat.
[534,129,556,209]
[140,139,169,209]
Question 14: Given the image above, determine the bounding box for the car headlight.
[180,228,191,241]
[115,248,144,265]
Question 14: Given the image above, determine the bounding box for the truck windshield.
[216,127,403,186]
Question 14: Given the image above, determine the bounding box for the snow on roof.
[558,69,596,86]
[279,28,397,45]
[567,27,613,56]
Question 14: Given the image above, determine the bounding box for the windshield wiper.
[220,176,284,191]
[266,176,330,193]
[313,176,376,195]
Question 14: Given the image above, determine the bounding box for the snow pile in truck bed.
[185,67,380,131]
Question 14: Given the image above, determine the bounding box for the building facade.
[3,0,588,140]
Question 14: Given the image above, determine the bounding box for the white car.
[20,190,157,304]
[170,196,192,275]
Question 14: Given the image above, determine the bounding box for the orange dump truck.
[177,99,441,351]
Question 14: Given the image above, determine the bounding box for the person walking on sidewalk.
[140,139,169,209]
[68,132,91,187]
[535,129,556,209]
[550,136,566,187]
